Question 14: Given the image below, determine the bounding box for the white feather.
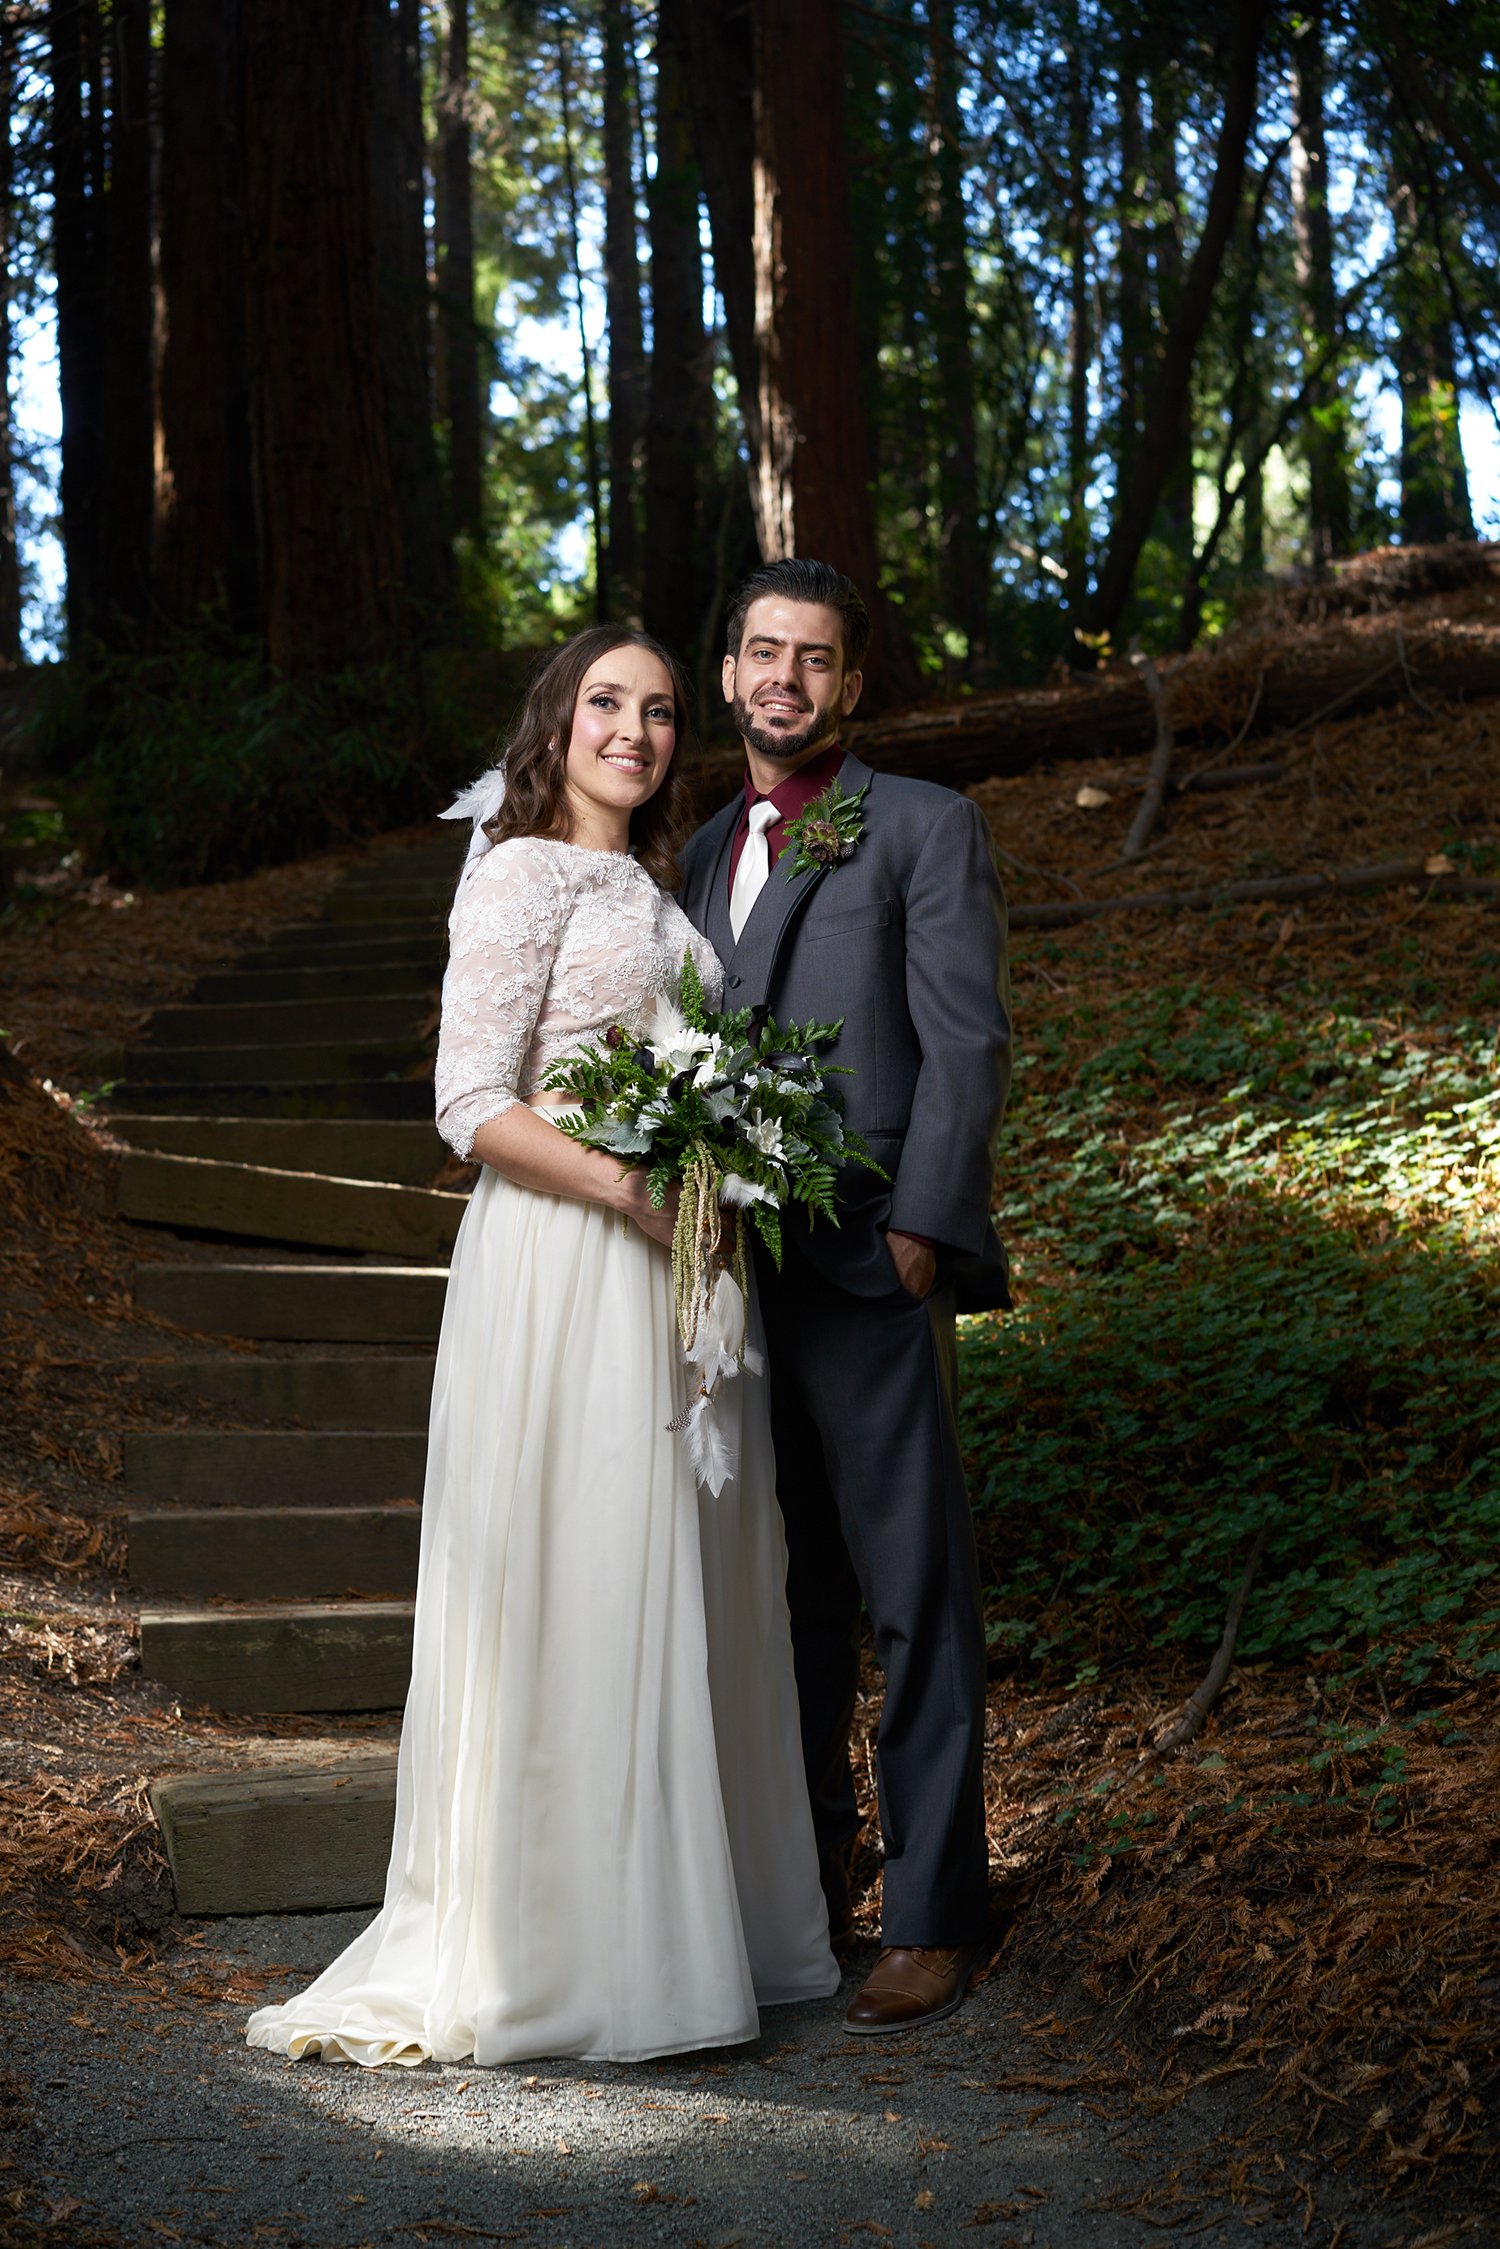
[682,1393,734,1496]
[719,1171,780,1211]
[440,763,511,880]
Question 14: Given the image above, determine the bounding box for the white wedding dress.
[245,838,838,2067]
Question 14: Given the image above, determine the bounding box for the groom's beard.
[730,691,840,765]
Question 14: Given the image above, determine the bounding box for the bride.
[246,627,838,2068]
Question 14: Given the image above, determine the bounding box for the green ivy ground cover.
[960,980,1500,1686]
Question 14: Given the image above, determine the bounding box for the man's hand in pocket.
[886,1231,936,1300]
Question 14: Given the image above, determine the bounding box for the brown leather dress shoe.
[843,1945,983,2035]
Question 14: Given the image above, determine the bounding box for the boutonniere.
[780,779,870,881]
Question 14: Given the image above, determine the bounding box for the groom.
[680,559,1012,2034]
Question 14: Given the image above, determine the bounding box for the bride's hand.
[616,1170,680,1249]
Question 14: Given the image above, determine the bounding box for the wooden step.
[319,892,446,926]
[116,1148,465,1257]
[109,1116,449,1185]
[129,1505,420,1598]
[124,1429,428,1505]
[121,1035,428,1085]
[142,994,429,1049]
[152,1759,398,1913]
[105,1079,439,1119]
[140,1600,414,1711]
[236,930,445,970]
[193,961,436,1004]
[128,1353,435,1427]
[134,1262,449,1339]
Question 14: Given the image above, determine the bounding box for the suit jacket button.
[726,972,741,988]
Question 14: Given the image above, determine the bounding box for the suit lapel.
[698,802,740,963]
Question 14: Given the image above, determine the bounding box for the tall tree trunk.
[1082,0,1267,639]
[1291,1,1349,570]
[603,0,642,614]
[642,0,704,663]
[749,0,915,705]
[681,0,759,470]
[0,14,21,663]
[1147,68,1192,548]
[438,0,482,541]
[1116,45,1147,517]
[928,0,981,668]
[155,0,255,635]
[239,0,406,672]
[1240,455,1264,581]
[51,0,107,648]
[1063,20,1090,623]
[101,0,154,640]
[369,0,453,641]
[558,23,606,621]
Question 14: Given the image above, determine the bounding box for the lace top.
[435,838,724,1159]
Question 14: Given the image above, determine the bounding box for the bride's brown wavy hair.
[482,627,696,890]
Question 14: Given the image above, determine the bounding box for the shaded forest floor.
[0,621,1498,2236]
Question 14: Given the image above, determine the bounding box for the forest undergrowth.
[912,684,1500,2203]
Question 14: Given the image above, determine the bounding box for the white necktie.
[729,798,779,942]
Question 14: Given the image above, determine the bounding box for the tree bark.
[239,0,406,673]
[1390,171,1473,544]
[0,13,21,663]
[1063,18,1090,623]
[603,0,643,613]
[369,0,453,641]
[748,0,915,705]
[1116,48,1147,519]
[557,23,606,622]
[155,0,255,637]
[1146,67,1192,549]
[928,0,981,668]
[642,0,704,663]
[51,0,107,647]
[682,0,759,469]
[1290,1,1349,570]
[1082,0,1267,640]
[101,0,154,640]
[438,0,481,541]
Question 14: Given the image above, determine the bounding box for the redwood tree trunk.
[1116,49,1147,518]
[370,0,452,639]
[101,0,154,639]
[749,0,914,705]
[603,0,642,612]
[51,0,107,647]
[1291,1,1350,569]
[683,0,758,471]
[642,0,704,662]
[239,0,406,672]
[155,0,254,634]
[1063,20,1090,622]
[438,0,481,540]
[928,0,981,668]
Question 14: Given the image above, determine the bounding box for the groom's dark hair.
[726,559,872,674]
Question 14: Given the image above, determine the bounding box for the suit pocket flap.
[804,898,894,941]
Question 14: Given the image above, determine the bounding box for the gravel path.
[0,1916,1411,2249]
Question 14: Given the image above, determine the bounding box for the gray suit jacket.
[678,752,1013,1305]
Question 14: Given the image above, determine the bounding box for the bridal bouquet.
[541,953,884,1492]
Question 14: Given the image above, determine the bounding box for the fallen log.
[840,628,1500,790]
[1007,859,1500,931]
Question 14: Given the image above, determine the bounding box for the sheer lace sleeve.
[435,841,570,1158]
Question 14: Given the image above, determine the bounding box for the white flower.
[647,991,714,1078]
[691,1034,725,1090]
[741,1106,785,1161]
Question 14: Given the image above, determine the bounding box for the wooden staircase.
[109,834,466,1914]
